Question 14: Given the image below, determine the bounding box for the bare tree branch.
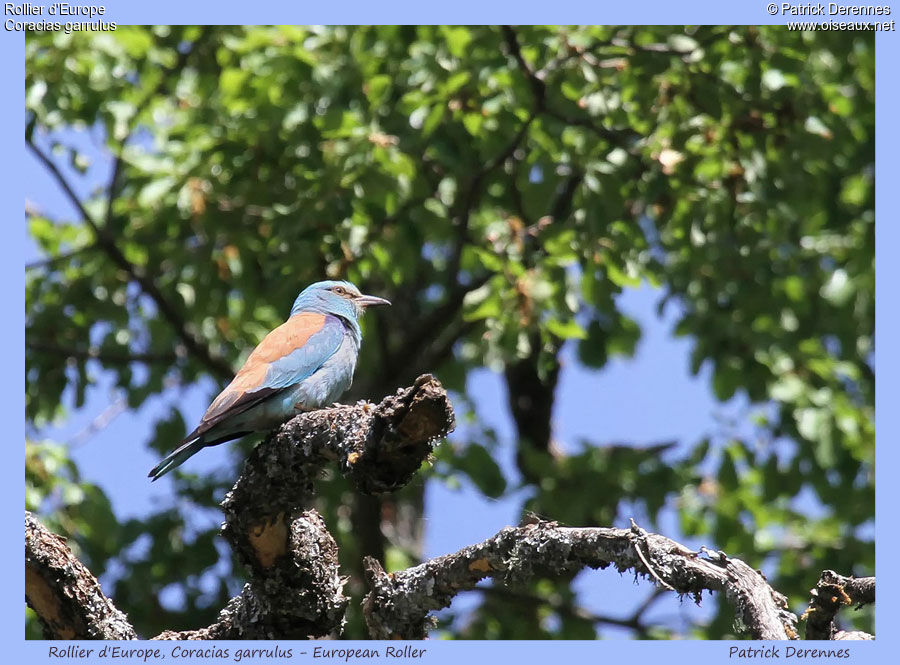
[24,138,96,226]
[834,630,875,641]
[161,374,455,639]
[155,509,347,640]
[362,520,799,640]
[803,570,875,640]
[25,512,136,640]
[24,244,98,271]
[27,376,454,641]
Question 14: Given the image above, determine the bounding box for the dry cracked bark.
[362,520,799,640]
[25,512,136,640]
[24,374,875,641]
[802,570,876,640]
[158,373,454,639]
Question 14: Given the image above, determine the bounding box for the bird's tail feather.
[148,438,205,481]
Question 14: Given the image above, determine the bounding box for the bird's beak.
[355,294,392,308]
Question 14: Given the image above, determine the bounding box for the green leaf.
[455,444,506,498]
[713,361,741,401]
[546,318,586,340]
[137,177,176,208]
[577,320,608,368]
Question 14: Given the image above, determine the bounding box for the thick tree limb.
[156,509,347,640]
[834,630,875,640]
[802,570,875,640]
[25,512,136,640]
[161,374,455,640]
[362,520,798,640]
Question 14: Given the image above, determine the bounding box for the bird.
[148,280,390,480]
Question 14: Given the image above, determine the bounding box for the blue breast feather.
[289,333,360,408]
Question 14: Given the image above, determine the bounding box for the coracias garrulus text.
[148,280,390,480]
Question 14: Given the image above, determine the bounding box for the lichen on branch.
[362,520,799,640]
[25,512,136,640]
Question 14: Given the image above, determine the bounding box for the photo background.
[24,23,874,641]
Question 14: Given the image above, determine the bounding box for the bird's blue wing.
[194,313,344,434]
[261,314,346,390]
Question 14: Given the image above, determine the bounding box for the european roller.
[148,280,390,480]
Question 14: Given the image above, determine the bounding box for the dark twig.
[477,585,666,635]
[25,339,178,366]
[24,138,96,225]
[24,244,98,271]
[501,25,637,149]
[103,28,208,228]
[373,274,490,389]
[501,26,546,109]
[416,320,478,377]
[446,116,535,288]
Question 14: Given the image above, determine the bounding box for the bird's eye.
[332,286,346,295]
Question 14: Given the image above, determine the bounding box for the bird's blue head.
[290,280,390,340]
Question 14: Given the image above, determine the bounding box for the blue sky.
[24,124,758,637]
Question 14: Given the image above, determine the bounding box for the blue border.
[7,1,894,663]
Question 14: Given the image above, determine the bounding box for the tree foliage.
[25,25,873,639]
